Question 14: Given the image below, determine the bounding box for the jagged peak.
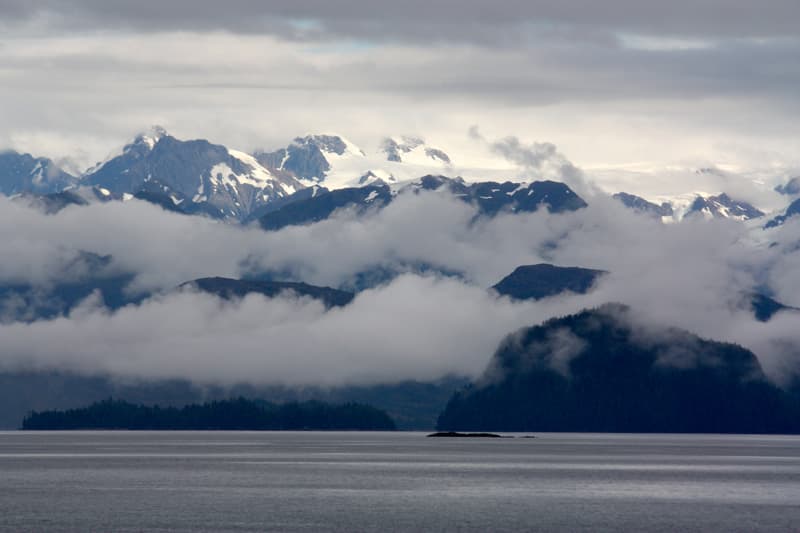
[131,125,170,150]
[292,133,365,157]
[83,126,172,175]
[381,136,424,157]
[380,136,451,164]
[687,191,764,221]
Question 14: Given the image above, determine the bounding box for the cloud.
[0,191,565,291]
[0,276,583,385]
[1,6,799,176]
[1,189,800,386]
[3,1,799,40]
[766,219,800,305]
[482,325,588,383]
[470,127,592,196]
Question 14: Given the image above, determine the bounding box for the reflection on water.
[0,431,798,532]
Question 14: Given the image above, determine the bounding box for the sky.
[1,0,799,179]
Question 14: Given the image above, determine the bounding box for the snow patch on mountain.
[685,193,764,221]
[85,125,167,175]
[381,136,452,166]
[254,134,456,191]
[138,125,168,150]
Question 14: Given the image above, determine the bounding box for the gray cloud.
[0,277,575,385]
[1,6,799,176]
[471,128,592,196]
[0,190,799,386]
[3,1,799,40]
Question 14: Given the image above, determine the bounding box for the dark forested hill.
[183,277,355,308]
[22,398,396,431]
[437,304,800,434]
[491,264,606,301]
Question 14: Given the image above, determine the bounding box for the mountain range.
[613,191,766,222]
[258,176,587,230]
[1,128,457,222]
[3,127,797,227]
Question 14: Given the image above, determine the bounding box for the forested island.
[22,398,396,430]
[438,305,800,434]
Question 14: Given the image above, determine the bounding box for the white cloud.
[0,277,579,385]
[1,21,799,176]
[1,189,799,385]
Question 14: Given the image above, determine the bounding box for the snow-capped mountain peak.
[82,130,303,221]
[85,126,170,176]
[253,133,367,186]
[380,136,452,165]
[132,125,169,151]
[613,189,766,223]
[685,192,764,221]
[298,134,365,159]
[253,133,455,191]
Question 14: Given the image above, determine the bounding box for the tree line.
[22,397,396,430]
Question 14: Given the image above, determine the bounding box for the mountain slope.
[259,176,587,231]
[613,192,674,218]
[686,193,764,221]
[258,184,392,231]
[84,127,304,221]
[0,150,77,195]
[254,134,368,188]
[411,176,587,215]
[765,198,800,228]
[0,252,139,323]
[380,136,451,165]
[254,134,453,191]
[13,190,89,214]
[775,177,800,196]
[437,304,800,433]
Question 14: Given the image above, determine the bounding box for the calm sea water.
[0,431,798,532]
